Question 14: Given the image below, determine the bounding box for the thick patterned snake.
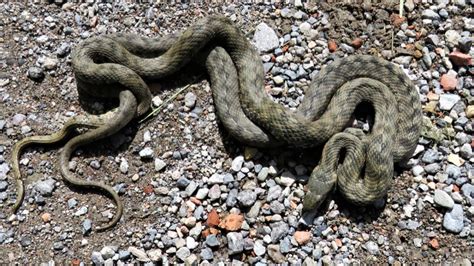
[11,16,422,231]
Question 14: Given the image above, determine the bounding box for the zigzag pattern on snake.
[11,16,422,231]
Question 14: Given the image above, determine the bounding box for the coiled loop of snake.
[11,15,422,230]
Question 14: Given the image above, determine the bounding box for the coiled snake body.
[11,16,422,230]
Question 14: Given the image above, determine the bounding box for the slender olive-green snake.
[11,16,422,230]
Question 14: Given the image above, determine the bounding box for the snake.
[11,16,422,230]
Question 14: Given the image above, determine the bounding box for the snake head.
[302,171,336,213]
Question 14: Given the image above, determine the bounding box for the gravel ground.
[0,1,473,265]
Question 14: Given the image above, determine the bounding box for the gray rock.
[422,149,439,163]
[424,163,440,174]
[200,248,213,260]
[100,246,116,260]
[118,250,131,260]
[393,56,412,66]
[67,198,77,209]
[445,164,461,179]
[83,219,92,235]
[270,201,285,214]
[445,30,461,48]
[56,42,71,57]
[205,234,220,247]
[267,185,282,201]
[459,143,472,159]
[461,184,473,201]
[231,156,244,172]
[412,165,425,176]
[154,158,166,172]
[443,204,464,233]
[457,36,472,53]
[422,9,440,20]
[35,178,56,196]
[0,181,7,192]
[139,147,154,159]
[434,189,455,209]
[253,240,266,256]
[43,57,58,70]
[226,188,238,207]
[364,241,379,255]
[195,188,209,200]
[119,159,129,174]
[12,114,26,126]
[176,176,190,189]
[0,163,9,180]
[439,94,460,111]
[280,237,292,254]
[176,247,190,261]
[299,22,311,35]
[208,184,221,201]
[270,222,289,243]
[27,67,45,81]
[185,181,198,196]
[237,190,257,207]
[227,232,244,255]
[184,92,197,109]
[91,251,104,265]
[253,22,279,53]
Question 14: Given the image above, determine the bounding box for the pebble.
[176,247,190,261]
[364,241,379,255]
[293,231,312,245]
[439,94,460,111]
[231,156,244,172]
[82,219,92,235]
[443,204,464,233]
[27,67,44,81]
[237,190,256,207]
[440,74,458,91]
[253,22,279,53]
[200,248,213,260]
[100,246,116,260]
[139,147,154,159]
[434,189,455,209]
[445,30,461,48]
[34,179,55,196]
[12,114,26,126]
[227,232,244,255]
[422,9,440,20]
[184,92,197,109]
[91,251,104,265]
[154,158,166,172]
[128,247,149,262]
[205,234,219,247]
[449,51,471,67]
[253,240,266,256]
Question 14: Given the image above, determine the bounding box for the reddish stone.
[351,38,363,49]
[41,213,51,222]
[143,185,154,194]
[328,40,337,53]
[429,238,439,250]
[449,51,472,67]
[452,184,460,192]
[294,231,312,245]
[219,213,244,231]
[190,197,201,205]
[390,14,406,27]
[206,208,220,227]
[440,74,457,91]
[335,238,343,247]
[71,259,81,266]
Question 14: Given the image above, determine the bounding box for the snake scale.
[11,16,422,231]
